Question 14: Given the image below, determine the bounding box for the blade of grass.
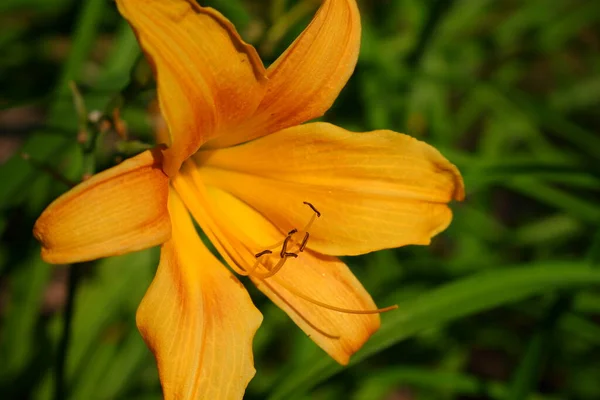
[505,297,571,400]
[354,367,560,400]
[506,177,600,224]
[0,254,51,380]
[506,226,600,399]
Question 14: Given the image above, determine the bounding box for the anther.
[303,201,321,217]
[280,234,294,258]
[288,228,298,236]
[283,252,298,258]
[299,232,309,252]
[255,249,272,258]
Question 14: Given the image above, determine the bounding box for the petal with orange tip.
[34,149,170,264]
[196,122,464,257]
[172,172,381,365]
[116,0,267,176]
[137,190,262,400]
[210,0,361,148]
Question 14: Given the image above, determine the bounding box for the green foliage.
[1,0,599,399]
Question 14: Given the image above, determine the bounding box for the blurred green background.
[1,0,600,399]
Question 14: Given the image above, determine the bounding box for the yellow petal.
[196,122,464,256]
[251,251,379,365]
[33,149,170,264]
[116,0,267,176]
[137,190,262,400]
[172,168,379,364]
[210,0,361,148]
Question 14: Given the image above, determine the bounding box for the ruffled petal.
[33,149,170,264]
[116,0,267,176]
[172,166,379,364]
[196,122,464,256]
[210,0,361,148]
[137,190,262,399]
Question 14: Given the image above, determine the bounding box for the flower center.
[238,202,397,338]
[244,201,320,280]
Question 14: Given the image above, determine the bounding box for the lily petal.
[137,190,262,399]
[116,0,267,176]
[172,168,379,364]
[251,251,380,365]
[34,149,170,264]
[210,0,361,148]
[196,122,464,256]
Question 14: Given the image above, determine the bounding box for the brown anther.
[299,232,309,252]
[280,235,294,258]
[288,228,298,236]
[284,252,298,258]
[255,249,272,258]
[303,201,321,217]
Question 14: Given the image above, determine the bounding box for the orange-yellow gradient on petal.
[196,122,464,256]
[116,0,268,176]
[172,169,383,365]
[137,191,262,400]
[33,149,170,264]
[211,0,362,148]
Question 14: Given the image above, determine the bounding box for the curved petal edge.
[34,149,170,264]
[137,191,262,399]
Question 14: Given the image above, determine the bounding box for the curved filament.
[276,279,398,315]
[261,279,341,339]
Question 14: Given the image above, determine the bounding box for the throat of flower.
[240,202,397,338]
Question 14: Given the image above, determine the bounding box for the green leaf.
[0,254,51,380]
[0,14,140,210]
[268,262,600,400]
[353,367,559,400]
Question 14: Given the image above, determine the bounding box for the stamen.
[303,201,321,217]
[255,249,272,258]
[280,234,294,258]
[261,280,340,339]
[299,232,309,252]
[276,280,398,315]
[253,255,289,279]
[238,249,272,277]
[245,201,321,280]
[252,202,321,253]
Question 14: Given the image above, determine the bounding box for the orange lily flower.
[34,0,464,398]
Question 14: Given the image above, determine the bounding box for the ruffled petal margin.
[117,0,267,176]
[209,0,361,148]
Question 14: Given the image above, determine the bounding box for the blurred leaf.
[0,13,140,211]
[0,254,51,381]
[506,178,600,224]
[353,367,560,400]
[269,262,600,400]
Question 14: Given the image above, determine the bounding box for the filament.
[252,255,290,279]
[276,279,398,315]
[261,279,340,339]
[255,202,321,252]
